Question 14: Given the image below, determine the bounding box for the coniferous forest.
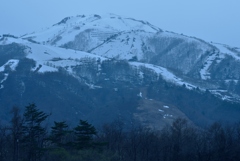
[0,104,240,161]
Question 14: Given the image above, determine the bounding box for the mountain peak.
[52,13,161,33]
[20,13,162,49]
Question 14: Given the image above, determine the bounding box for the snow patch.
[0,73,8,83]
[138,92,143,97]
[163,114,173,119]
[38,65,58,73]
[209,89,235,101]
[85,83,102,89]
[0,73,9,89]
[139,71,144,79]
[225,79,238,84]
[0,59,19,72]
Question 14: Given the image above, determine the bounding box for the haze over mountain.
[1,14,240,128]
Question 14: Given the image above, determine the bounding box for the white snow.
[138,92,143,97]
[160,32,211,49]
[209,89,236,101]
[0,66,4,72]
[163,114,173,119]
[0,59,19,72]
[38,65,58,73]
[0,73,9,89]
[91,31,151,60]
[79,13,159,33]
[21,42,107,74]
[26,43,103,61]
[160,32,192,41]
[139,71,144,79]
[0,35,105,75]
[163,105,169,108]
[213,43,240,60]
[16,14,159,62]
[85,83,102,89]
[0,59,19,89]
[225,79,238,84]
[221,95,234,101]
[130,62,196,89]
[0,73,9,83]
[21,14,159,46]
[199,52,224,80]
[0,37,29,45]
[0,60,19,89]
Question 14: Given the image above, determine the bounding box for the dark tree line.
[0,104,100,161]
[1,104,240,161]
[100,119,240,161]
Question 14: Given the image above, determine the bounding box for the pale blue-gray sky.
[1,0,239,47]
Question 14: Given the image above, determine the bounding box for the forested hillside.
[1,104,240,161]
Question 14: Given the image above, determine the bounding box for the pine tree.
[74,120,97,149]
[50,121,70,148]
[21,103,49,161]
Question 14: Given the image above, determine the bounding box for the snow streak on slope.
[130,62,196,89]
[213,43,240,60]
[200,52,224,80]
[0,74,8,89]
[0,59,19,89]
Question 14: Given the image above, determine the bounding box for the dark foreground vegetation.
[1,104,240,161]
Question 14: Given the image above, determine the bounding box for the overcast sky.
[1,0,239,47]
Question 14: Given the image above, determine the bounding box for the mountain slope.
[0,14,240,128]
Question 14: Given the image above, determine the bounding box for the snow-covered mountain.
[0,14,240,128]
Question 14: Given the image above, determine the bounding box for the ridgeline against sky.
[1,0,240,47]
